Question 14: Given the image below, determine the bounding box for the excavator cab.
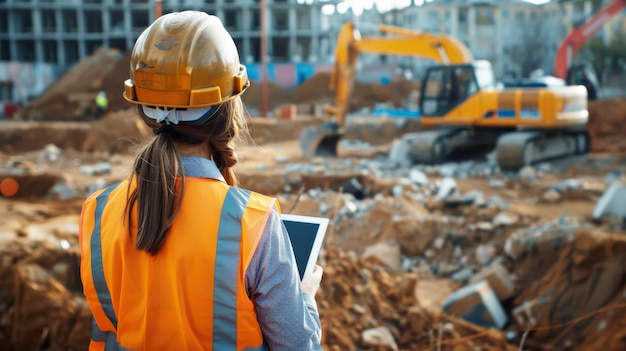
[566,64,600,100]
[421,64,479,116]
[420,61,496,116]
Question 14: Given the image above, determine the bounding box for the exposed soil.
[2,49,626,351]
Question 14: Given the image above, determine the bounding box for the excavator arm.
[301,21,474,158]
[553,0,625,79]
[326,21,474,127]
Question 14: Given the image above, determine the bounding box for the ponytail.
[210,139,238,186]
[125,132,185,256]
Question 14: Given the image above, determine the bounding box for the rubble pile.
[587,97,626,153]
[317,247,516,351]
[513,229,626,350]
[0,198,89,350]
[4,110,626,349]
[0,240,91,351]
[2,51,626,351]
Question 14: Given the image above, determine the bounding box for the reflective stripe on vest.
[92,319,132,351]
[214,187,266,351]
[89,185,267,351]
[214,187,249,349]
[91,186,117,329]
[90,186,129,350]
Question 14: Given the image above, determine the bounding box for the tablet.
[281,214,329,280]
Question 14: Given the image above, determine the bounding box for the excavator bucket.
[299,122,344,158]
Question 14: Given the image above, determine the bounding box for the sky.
[316,0,553,16]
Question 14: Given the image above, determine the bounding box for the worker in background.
[79,11,323,351]
[94,90,108,118]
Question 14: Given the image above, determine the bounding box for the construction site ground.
[1,49,626,351]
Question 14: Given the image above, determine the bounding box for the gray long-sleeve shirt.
[246,206,323,351]
[181,157,323,350]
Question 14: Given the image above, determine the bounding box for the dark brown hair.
[125,97,249,255]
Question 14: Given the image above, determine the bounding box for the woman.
[79,11,323,351]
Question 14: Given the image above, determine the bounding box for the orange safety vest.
[79,177,278,351]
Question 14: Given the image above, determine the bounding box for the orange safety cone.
[0,177,19,197]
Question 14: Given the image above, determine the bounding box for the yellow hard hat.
[123,11,249,109]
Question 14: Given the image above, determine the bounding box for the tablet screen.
[282,214,329,280]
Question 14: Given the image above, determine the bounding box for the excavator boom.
[328,21,473,127]
[301,21,474,158]
[554,0,625,79]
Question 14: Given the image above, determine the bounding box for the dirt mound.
[513,229,626,350]
[81,107,152,154]
[352,79,421,111]
[587,98,626,153]
[290,72,333,104]
[241,72,419,113]
[0,108,151,154]
[241,80,291,110]
[19,48,124,121]
[0,122,90,154]
[0,240,90,351]
[244,116,320,144]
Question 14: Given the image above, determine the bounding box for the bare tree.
[508,18,546,77]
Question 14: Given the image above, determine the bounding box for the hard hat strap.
[142,105,219,125]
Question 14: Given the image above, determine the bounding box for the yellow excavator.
[300,22,589,169]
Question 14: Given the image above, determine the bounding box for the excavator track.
[496,129,589,170]
[403,128,464,164]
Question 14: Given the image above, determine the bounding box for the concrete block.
[436,177,458,199]
[592,183,626,221]
[512,297,550,327]
[492,212,518,227]
[488,179,505,189]
[518,166,537,180]
[442,190,483,206]
[43,144,62,162]
[450,267,474,283]
[443,280,508,329]
[79,162,111,176]
[469,263,515,301]
[85,179,108,196]
[388,139,411,166]
[409,168,429,186]
[361,240,401,272]
[362,326,398,351]
[475,244,496,264]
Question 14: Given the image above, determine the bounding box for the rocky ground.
[2,48,626,351]
[1,111,626,351]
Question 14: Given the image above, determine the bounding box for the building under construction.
[0,0,337,68]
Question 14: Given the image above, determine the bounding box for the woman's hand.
[301,265,323,296]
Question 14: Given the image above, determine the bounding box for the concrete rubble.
[3,125,626,350]
[1,49,626,350]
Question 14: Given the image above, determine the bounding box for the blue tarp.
[245,63,320,88]
[371,109,421,118]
